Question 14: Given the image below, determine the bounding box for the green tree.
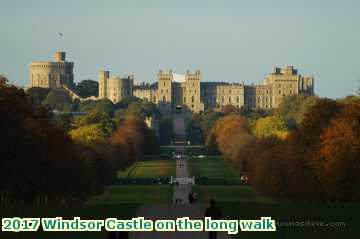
[79,99,114,115]
[75,79,99,98]
[159,117,174,145]
[275,95,317,129]
[74,110,116,136]
[43,89,74,111]
[27,87,51,105]
[185,115,204,145]
[56,113,74,131]
[69,124,107,149]
[126,100,160,119]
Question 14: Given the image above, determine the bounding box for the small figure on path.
[188,192,197,204]
[205,199,223,239]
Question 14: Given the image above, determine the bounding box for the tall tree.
[75,79,99,98]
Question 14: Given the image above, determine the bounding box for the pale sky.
[1,0,359,98]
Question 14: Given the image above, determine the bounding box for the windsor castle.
[29,51,314,114]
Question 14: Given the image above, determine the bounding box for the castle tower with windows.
[98,70,134,103]
[29,51,74,89]
[156,70,173,114]
[184,70,203,112]
[134,66,314,114]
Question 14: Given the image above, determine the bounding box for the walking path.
[130,146,229,239]
[173,153,192,205]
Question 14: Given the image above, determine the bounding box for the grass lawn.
[1,185,173,239]
[188,156,240,179]
[160,146,206,156]
[1,204,139,239]
[192,185,268,203]
[88,185,173,204]
[193,185,360,239]
[117,159,176,179]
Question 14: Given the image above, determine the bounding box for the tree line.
[205,95,360,202]
[0,77,158,207]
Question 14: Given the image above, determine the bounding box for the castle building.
[29,51,74,89]
[98,70,134,103]
[28,52,314,113]
[132,66,314,114]
[262,66,314,107]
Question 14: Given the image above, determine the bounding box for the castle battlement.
[28,52,314,114]
[28,51,74,89]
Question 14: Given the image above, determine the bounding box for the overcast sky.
[1,0,359,98]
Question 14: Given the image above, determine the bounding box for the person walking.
[205,199,223,239]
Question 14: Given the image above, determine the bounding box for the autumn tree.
[0,79,104,206]
[316,100,360,201]
[253,116,289,139]
[109,116,159,170]
[221,104,239,114]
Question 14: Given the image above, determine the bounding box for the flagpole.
[58,32,63,52]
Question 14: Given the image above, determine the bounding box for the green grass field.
[192,185,270,203]
[117,159,176,179]
[1,185,173,239]
[192,185,360,239]
[188,156,240,179]
[88,185,173,204]
[160,145,206,156]
[1,204,138,239]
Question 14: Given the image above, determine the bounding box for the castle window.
[229,96,231,103]
[236,96,239,103]
[184,97,186,103]
[290,90,292,94]
[222,97,224,103]
[163,82,165,86]
[279,90,281,94]
[163,96,166,102]
[192,96,194,103]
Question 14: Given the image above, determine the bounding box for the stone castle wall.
[133,66,314,113]
[99,71,134,103]
[29,53,314,113]
[29,52,74,89]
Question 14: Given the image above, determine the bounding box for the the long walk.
[130,115,228,238]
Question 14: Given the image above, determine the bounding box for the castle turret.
[184,70,203,112]
[99,70,110,98]
[29,51,74,89]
